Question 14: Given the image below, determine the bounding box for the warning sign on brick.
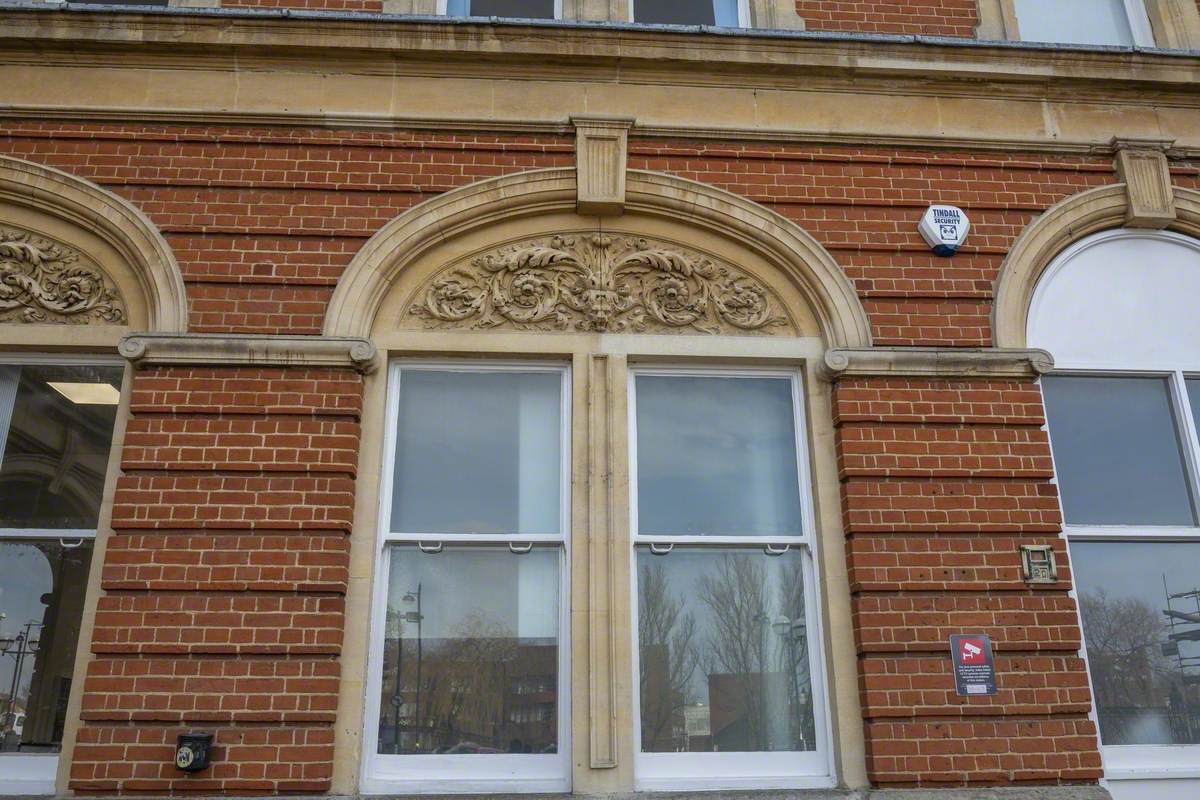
[950,633,997,696]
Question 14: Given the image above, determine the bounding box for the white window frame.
[0,353,124,796]
[1013,0,1154,47]
[627,365,834,791]
[1031,231,1200,784]
[361,359,572,795]
[628,0,750,27]
[438,0,564,19]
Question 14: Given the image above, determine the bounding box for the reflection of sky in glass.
[385,547,558,641]
[391,370,561,536]
[637,548,815,753]
[635,375,803,536]
[1072,541,1200,746]
[0,543,54,705]
[1012,0,1134,46]
[1043,376,1196,526]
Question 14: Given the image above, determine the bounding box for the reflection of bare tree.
[1081,590,1168,708]
[1079,589,1189,745]
[698,554,769,749]
[419,612,517,751]
[638,562,697,750]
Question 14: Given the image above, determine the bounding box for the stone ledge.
[820,347,1055,380]
[118,333,380,373]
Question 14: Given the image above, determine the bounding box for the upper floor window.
[630,0,745,26]
[1012,0,1153,46]
[443,0,558,18]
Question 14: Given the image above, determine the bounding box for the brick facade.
[69,369,362,794]
[834,377,1099,786]
[0,124,1121,791]
[3,2,1198,794]
[794,1,979,36]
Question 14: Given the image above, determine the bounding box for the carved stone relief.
[0,227,126,324]
[407,233,791,335]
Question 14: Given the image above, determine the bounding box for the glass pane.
[376,547,559,755]
[1072,541,1200,746]
[635,0,715,25]
[0,364,123,530]
[1013,0,1134,45]
[462,0,555,17]
[1042,376,1195,527]
[0,539,94,752]
[637,548,816,753]
[634,375,803,536]
[391,370,562,536]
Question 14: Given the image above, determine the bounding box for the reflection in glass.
[1042,376,1196,526]
[635,375,803,536]
[391,370,561,536]
[445,0,555,18]
[634,0,714,25]
[1012,0,1134,46]
[1073,542,1200,746]
[376,547,559,755]
[0,365,123,529]
[637,548,815,753]
[0,540,94,752]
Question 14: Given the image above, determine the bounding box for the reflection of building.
[380,639,557,754]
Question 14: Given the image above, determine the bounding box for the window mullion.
[1169,370,1200,526]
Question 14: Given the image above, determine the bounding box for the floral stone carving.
[0,228,126,324]
[409,233,790,334]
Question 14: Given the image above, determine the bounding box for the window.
[630,0,745,26]
[443,0,558,18]
[0,360,123,790]
[630,369,831,789]
[1012,0,1153,46]
[363,363,570,793]
[365,359,835,792]
[1030,229,1200,789]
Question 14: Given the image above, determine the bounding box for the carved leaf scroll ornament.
[0,228,126,324]
[409,234,789,335]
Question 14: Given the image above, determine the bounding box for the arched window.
[330,167,869,794]
[1029,229,1200,791]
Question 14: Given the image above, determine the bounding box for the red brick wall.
[0,123,1129,791]
[70,368,362,795]
[627,140,1115,346]
[795,0,979,36]
[834,377,1101,786]
[0,123,573,336]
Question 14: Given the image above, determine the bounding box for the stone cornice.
[119,333,380,373]
[2,7,1199,94]
[820,347,1054,380]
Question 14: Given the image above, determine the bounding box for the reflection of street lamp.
[771,615,808,751]
[1,621,43,739]
[403,586,423,750]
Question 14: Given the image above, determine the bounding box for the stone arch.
[0,155,187,336]
[993,184,1200,348]
[324,168,871,347]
